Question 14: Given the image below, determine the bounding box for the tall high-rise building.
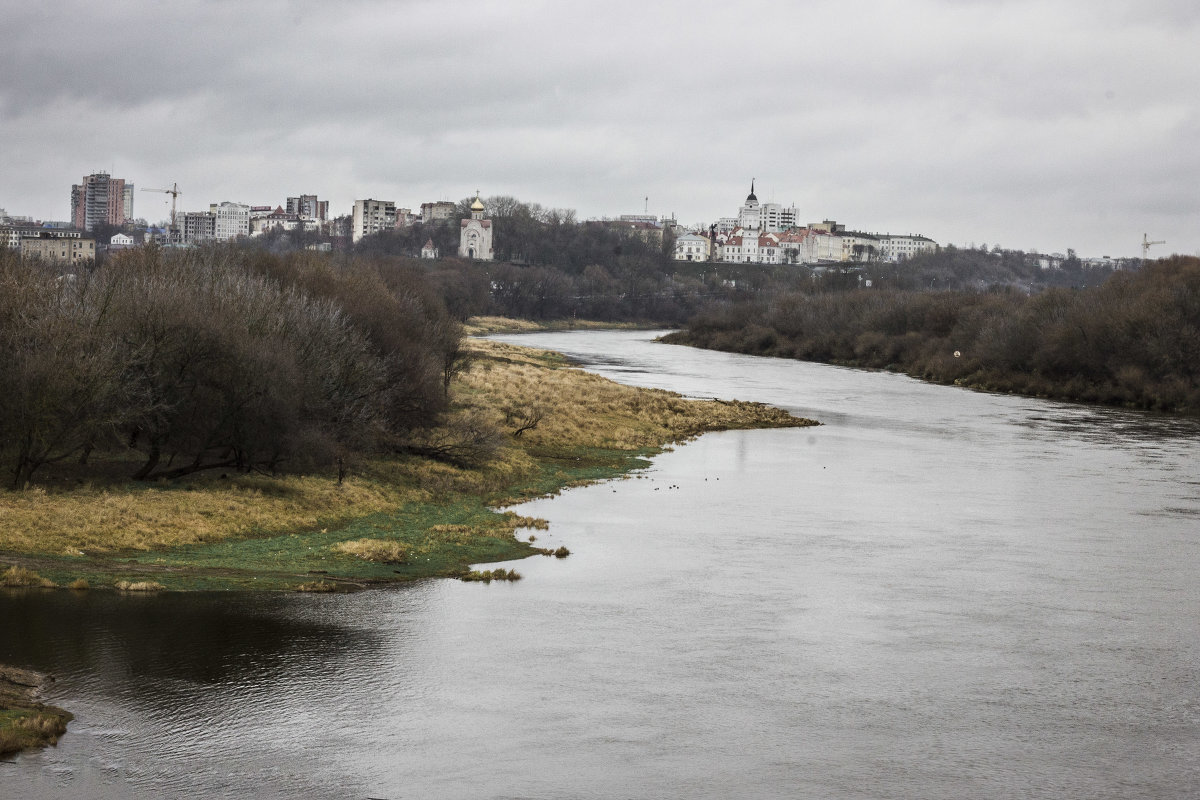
[287,194,329,221]
[352,199,396,243]
[70,172,133,231]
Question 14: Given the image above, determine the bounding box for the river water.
[3,330,1199,799]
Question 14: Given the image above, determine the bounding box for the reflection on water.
[4,330,1199,799]
[1,588,395,798]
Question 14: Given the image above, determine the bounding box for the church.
[458,194,494,260]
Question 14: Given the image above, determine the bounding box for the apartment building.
[70,172,133,231]
[420,201,456,224]
[19,231,96,264]
[352,199,397,242]
[209,202,251,240]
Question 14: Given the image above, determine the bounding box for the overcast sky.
[3,0,1197,258]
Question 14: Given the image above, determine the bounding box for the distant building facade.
[421,201,457,224]
[70,172,133,231]
[877,233,938,262]
[707,185,938,265]
[421,238,439,259]
[458,195,494,260]
[286,195,329,221]
[734,181,797,233]
[210,202,251,240]
[352,199,396,242]
[3,226,82,251]
[20,231,95,264]
[672,232,710,262]
[177,211,217,244]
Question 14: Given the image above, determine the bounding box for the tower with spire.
[738,179,762,230]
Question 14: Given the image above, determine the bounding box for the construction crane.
[1142,233,1165,261]
[141,183,182,235]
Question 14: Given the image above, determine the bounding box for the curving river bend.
[3,329,1199,799]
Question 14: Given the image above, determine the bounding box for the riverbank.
[0,664,72,756]
[0,335,814,594]
[462,316,659,335]
[664,258,1200,414]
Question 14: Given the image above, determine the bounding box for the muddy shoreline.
[0,663,73,756]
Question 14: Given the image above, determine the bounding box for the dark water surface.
[3,330,1199,799]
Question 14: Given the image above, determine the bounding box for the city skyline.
[4,0,1198,259]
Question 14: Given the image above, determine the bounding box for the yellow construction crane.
[141,183,182,234]
[1142,233,1165,261]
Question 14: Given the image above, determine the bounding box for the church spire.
[746,178,758,204]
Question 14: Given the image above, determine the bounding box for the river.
[3,329,1199,799]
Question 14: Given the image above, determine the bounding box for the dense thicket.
[0,246,461,488]
[666,256,1200,413]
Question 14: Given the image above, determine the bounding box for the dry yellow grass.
[114,580,165,592]
[0,336,811,559]
[333,538,410,563]
[462,316,547,335]
[0,472,420,556]
[0,565,55,588]
[295,580,337,592]
[462,316,645,336]
[458,338,806,451]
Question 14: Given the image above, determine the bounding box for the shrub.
[461,568,522,583]
[333,538,410,563]
[113,580,165,592]
[295,580,337,592]
[0,565,55,588]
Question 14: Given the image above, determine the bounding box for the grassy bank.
[0,335,814,594]
[462,316,656,335]
[0,665,72,756]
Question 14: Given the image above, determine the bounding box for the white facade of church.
[458,195,494,260]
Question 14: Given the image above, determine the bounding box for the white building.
[458,195,494,260]
[736,181,798,232]
[673,232,710,262]
[776,227,841,263]
[717,229,783,264]
[837,231,882,262]
[209,202,251,241]
[421,238,439,259]
[877,234,938,262]
[352,199,396,243]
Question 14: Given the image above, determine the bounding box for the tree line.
[0,245,462,489]
[665,256,1200,413]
